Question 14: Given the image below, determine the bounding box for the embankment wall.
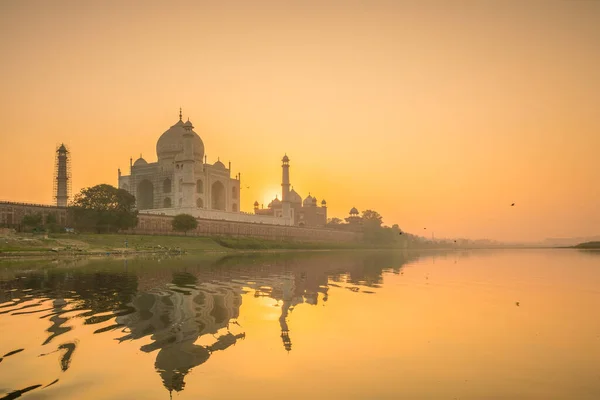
[134,213,361,243]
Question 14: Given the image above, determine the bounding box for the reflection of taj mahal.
[118,109,327,227]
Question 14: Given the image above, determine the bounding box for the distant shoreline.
[2,231,597,260]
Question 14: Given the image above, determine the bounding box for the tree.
[44,212,62,233]
[22,213,43,232]
[361,210,383,227]
[327,217,343,226]
[172,214,198,235]
[70,184,138,233]
[45,213,57,225]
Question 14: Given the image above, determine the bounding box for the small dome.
[282,154,289,162]
[213,159,226,169]
[303,194,313,206]
[321,199,327,205]
[133,157,148,166]
[253,201,259,207]
[184,119,193,128]
[268,196,281,208]
[57,144,68,153]
[289,188,302,203]
[349,207,359,215]
[312,197,318,203]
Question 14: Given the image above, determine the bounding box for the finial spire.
[179,107,182,121]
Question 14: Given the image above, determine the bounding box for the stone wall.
[147,206,293,226]
[134,213,362,243]
[0,201,361,243]
[0,201,68,228]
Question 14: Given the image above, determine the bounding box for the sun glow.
[261,187,281,208]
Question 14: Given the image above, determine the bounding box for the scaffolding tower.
[54,143,71,207]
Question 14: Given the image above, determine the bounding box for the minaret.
[281,154,292,223]
[181,117,196,208]
[281,154,290,201]
[54,144,71,207]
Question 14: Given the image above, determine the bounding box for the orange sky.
[0,0,598,242]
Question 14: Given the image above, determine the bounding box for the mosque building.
[253,154,328,227]
[117,110,326,227]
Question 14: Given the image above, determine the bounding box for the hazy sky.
[1,0,598,242]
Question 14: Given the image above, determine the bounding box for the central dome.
[156,118,205,162]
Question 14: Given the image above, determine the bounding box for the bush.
[172,214,198,235]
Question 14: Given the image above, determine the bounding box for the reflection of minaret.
[280,300,292,352]
[43,298,71,345]
[279,275,294,352]
[54,144,71,207]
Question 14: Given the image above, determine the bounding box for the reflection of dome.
[156,117,205,162]
[134,157,148,166]
[349,207,359,215]
[289,189,302,204]
[213,159,226,169]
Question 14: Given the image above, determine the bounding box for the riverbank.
[0,232,368,258]
[572,241,600,249]
[0,231,579,259]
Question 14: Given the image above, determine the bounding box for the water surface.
[1,249,599,399]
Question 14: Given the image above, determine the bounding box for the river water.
[0,249,599,400]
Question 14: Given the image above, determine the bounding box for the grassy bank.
[1,232,225,256]
[0,232,370,257]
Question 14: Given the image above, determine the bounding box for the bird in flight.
[511,203,515,206]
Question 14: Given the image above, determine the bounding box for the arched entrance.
[137,180,154,210]
[163,197,172,208]
[163,178,171,193]
[211,181,226,210]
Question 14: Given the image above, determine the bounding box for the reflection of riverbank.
[0,250,431,397]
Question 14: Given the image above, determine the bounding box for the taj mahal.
[118,110,328,227]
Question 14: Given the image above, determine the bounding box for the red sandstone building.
[253,155,328,228]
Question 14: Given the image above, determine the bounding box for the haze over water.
[1,249,599,399]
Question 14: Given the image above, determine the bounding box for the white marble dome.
[133,157,148,166]
[156,118,204,162]
[213,159,226,169]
